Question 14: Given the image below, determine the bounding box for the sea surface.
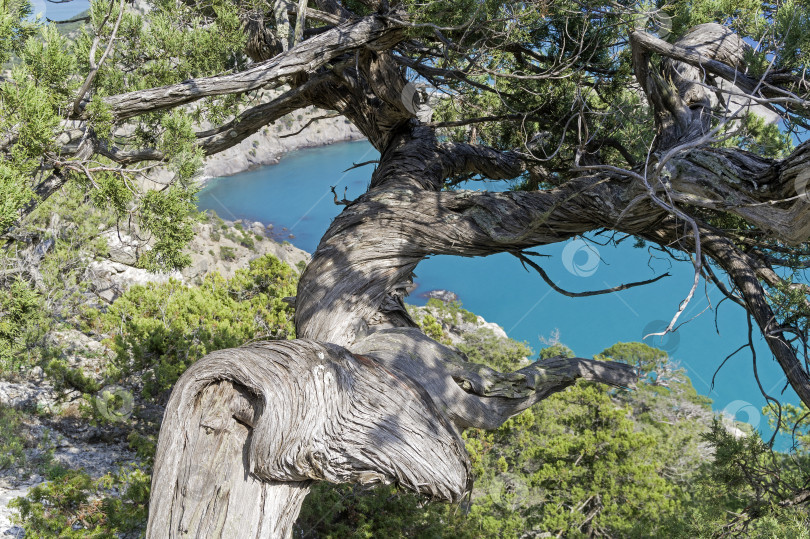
[200,140,794,443]
[30,0,90,21]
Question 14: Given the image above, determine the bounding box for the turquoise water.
[30,0,90,21]
[198,140,795,441]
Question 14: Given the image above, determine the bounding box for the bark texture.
[147,341,475,537]
[120,9,810,537]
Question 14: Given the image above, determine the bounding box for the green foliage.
[127,430,157,465]
[669,0,810,74]
[0,403,62,478]
[0,0,34,66]
[470,381,685,537]
[19,23,77,97]
[239,232,255,250]
[0,403,29,470]
[425,298,478,324]
[420,313,446,342]
[410,300,534,362]
[43,358,101,394]
[769,276,810,343]
[413,0,655,185]
[91,254,297,397]
[85,95,114,144]
[679,419,810,536]
[136,185,198,271]
[0,160,33,232]
[222,226,257,249]
[771,402,810,450]
[0,10,84,229]
[720,112,794,158]
[539,343,574,360]
[90,0,245,94]
[299,483,480,538]
[597,341,669,382]
[456,328,532,372]
[10,466,150,538]
[219,245,236,261]
[23,182,116,320]
[0,181,120,346]
[0,0,251,270]
[0,278,48,372]
[157,110,205,182]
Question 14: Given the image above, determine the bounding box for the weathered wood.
[81,15,404,121]
[140,10,810,536]
[632,23,750,148]
[353,328,636,429]
[147,380,310,538]
[148,340,472,538]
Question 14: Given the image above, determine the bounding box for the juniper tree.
[3,0,810,535]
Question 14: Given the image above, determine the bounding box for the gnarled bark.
[146,336,633,537]
[147,341,472,537]
[117,6,810,536]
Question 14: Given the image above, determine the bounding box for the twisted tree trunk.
[145,134,637,536]
[142,12,810,538]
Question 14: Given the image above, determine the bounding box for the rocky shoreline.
[141,103,366,189]
[198,107,365,182]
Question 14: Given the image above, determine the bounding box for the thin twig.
[278,113,341,138]
[513,251,669,297]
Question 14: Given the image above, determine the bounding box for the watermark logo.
[94,385,134,422]
[400,82,421,115]
[641,320,680,354]
[400,82,435,120]
[561,238,601,277]
[722,400,761,431]
[793,168,810,203]
[634,9,673,40]
[182,464,218,502]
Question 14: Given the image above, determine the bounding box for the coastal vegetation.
[2,0,810,535]
[3,248,809,535]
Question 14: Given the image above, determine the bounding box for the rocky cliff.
[141,100,366,188]
[88,214,309,304]
[199,107,365,180]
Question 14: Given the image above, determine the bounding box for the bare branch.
[80,15,405,121]
[513,251,670,297]
[278,113,340,138]
[72,0,125,116]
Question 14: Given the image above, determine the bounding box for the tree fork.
[147,335,635,536]
[129,8,810,536]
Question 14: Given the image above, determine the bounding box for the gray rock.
[194,102,364,182]
[46,329,111,381]
[27,367,43,383]
[0,381,56,411]
[420,289,459,303]
[181,219,310,282]
[101,230,139,265]
[87,259,183,303]
[3,525,24,537]
[409,303,511,346]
